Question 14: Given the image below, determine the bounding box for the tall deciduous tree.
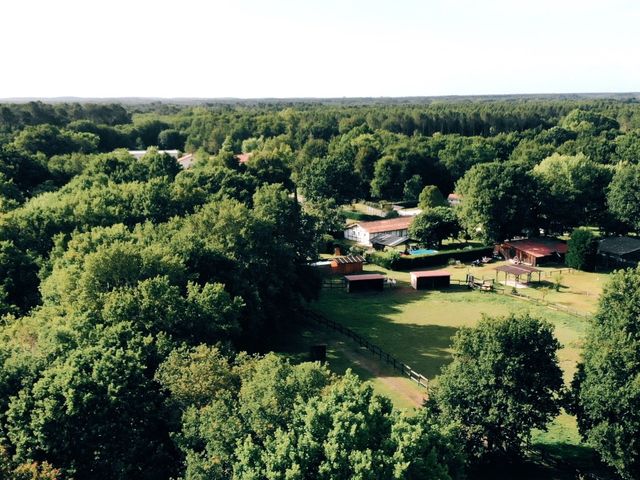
[297,153,357,204]
[571,268,640,479]
[429,313,563,459]
[565,228,597,271]
[455,161,539,243]
[418,185,447,209]
[607,163,640,233]
[534,153,612,233]
[409,207,460,247]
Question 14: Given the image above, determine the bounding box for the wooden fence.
[492,285,591,319]
[303,309,429,390]
[322,278,346,289]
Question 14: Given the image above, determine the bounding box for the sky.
[2,0,639,98]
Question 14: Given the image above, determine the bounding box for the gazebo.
[494,264,541,286]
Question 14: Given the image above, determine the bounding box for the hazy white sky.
[2,0,639,98]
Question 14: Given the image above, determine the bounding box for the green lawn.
[270,319,425,410]
[452,260,608,315]
[315,264,590,382]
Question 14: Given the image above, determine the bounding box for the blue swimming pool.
[410,249,439,255]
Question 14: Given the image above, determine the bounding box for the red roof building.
[330,255,365,275]
[447,193,462,206]
[177,153,196,169]
[236,153,253,164]
[344,216,414,246]
[497,238,567,266]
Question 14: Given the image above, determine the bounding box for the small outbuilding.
[344,216,413,246]
[494,264,541,286]
[331,255,365,275]
[344,274,385,293]
[410,270,451,290]
[598,236,640,267]
[371,233,410,250]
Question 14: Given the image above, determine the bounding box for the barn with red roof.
[496,238,567,266]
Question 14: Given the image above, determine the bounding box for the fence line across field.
[303,308,429,390]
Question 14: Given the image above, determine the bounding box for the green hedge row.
[341,210,383,222]
[368,246,494,270]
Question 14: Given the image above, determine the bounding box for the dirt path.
[332,339,427,408]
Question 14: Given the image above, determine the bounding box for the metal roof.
[410,269,451,278]
[371,233,410,247]
[598,236,640,256]
[355,216,413,234]
[331,255,365,265]
[495,265,541,276]
[503,238,568,257]
[344,274,386,281]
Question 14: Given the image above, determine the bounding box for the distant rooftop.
[128,149,180,160]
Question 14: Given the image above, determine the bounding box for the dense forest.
[0,98,639,479]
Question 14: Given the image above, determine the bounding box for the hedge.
[341,210,383,222]
[368,246,494,270]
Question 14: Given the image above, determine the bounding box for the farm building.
[344,216,413,246]
[236,153,253,164]
[494,264,541,286]
[177,152,196,169]
[128,149,180,160]
[495,238,567,266]
[410,270,451,290]
[344,274,385,293]
[371,233,410,250]
[598,236,640,267]
[330,255,365,275]
[447,193,462,206]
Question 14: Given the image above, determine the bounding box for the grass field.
[314,274,589,383]
[280,262,613,478]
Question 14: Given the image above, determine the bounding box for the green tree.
[571,268,640,479]
[607,163,640,232]
[244,147,294,189]
[403,174,424,202]
[5,323,177,480]
[438,135,497,182]
[455,161,539,243]
[371,155,405,200]
[297,153,357,204]
[12,124,99,156]
[429,313,563,459]
[565,228,597,271]
[533,153,612,233]
[418,185,447,209]
[157,128,185,150]
[409,207,460,247]
[233,371,465,480]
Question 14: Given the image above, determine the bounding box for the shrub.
[566,228,597,271]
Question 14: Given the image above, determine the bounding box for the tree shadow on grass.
[469,444,614,480]
[307,283,465,379]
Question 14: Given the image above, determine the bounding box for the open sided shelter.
[410,270,451,290]
[344,274,385,293]
[494,264,541,285]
